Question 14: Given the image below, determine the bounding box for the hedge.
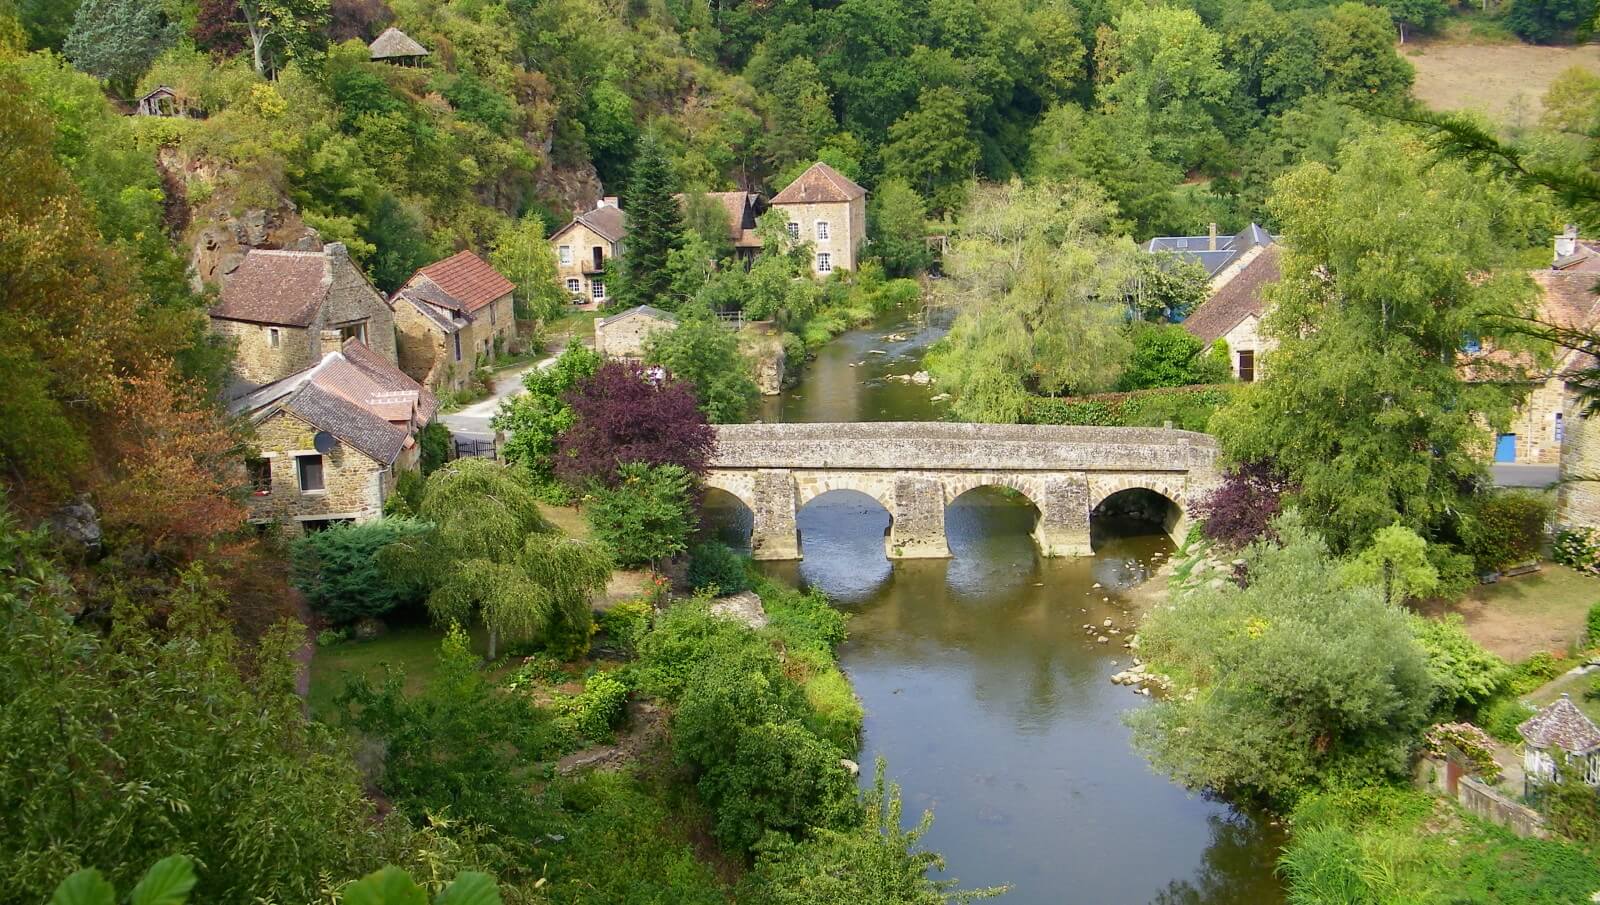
[1024,384,1238,432]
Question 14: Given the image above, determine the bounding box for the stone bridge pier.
[705,423,1218,561]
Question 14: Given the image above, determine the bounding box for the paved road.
[1492,463,1560,488]
[438,358,550,439]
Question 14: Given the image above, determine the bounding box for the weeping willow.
[381,459,613,658]
[925,179,1140,422]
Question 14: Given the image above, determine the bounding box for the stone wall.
[246,409,390,535]
[319,244,398,364]
[1503,377,1568,465]
[214,319,317,387]
[769,197,866,273]
[1559,409,1600,528]
[394,300,454,389]
[553,221,616,304]
[596,312,676,359]
[1222,313,1271,381]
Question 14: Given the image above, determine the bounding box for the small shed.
[594,305,679,361]
[1519,693,1600,786]
[369,27,430,65]
[135,86,179,117]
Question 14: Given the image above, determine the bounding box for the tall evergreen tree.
[62,0,176,96]
[614,133,687,310]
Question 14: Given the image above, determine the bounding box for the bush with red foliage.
[1193,461,1296,549]
[555,361,715,489]
[194,0,247,56]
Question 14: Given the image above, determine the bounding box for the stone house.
[770,162,867,276]
[394,250,517,394]
[1146,223,1280,382]
[1519,694,1600,787]
[595,305,679,360]
[230,338,438,535]
[209,242,397,393]
[680,190,767,264]
[552,198,626,308]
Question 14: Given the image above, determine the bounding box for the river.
[742,306,1286,904]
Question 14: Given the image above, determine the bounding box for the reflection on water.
[751,486,1285,905]
[733,306,1284,904]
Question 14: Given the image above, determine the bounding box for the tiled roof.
[211,250,331,326]
[369,27,429,59]
[598,305,678,328]
[1144,223,1277,277]
[678,191,764,245]
[1555,239,1600,273]
[408,250,515,314]
[230,339,436,465]
[554,204,629,245]
[397,291,464,335]
[1462,271,1600,379]
[1519,694,1600,756]
[1182,245,1281,344]
[771,162,866,205]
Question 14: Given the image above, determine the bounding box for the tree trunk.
[250,28,267,76]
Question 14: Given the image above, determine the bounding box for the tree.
[62,0,176,96]
[868,177,931,277]
[1314,3,1413,104]
[681,191,735,263]
[1127,513,1436,803]
[1118,323,1231,391]
[882,87,979,216]
[763,57,835,175]
[555,360,716,488]
[742,760,1006,904]
[493,344,601,494]
[1210,132,1539,551]
[644,313,759,423]
[584,462,696,568]
[51,857,503,905]
[1095,6,1235,170]
[1340,523,1439,606]
[1194,461,1296,549]
[1379,0,1449,42]
[290,518,429,623]
[235,0,329,77]
[1028,103,1184,237]
[490,215,566,324]
[926,179,1137,421]
[1129,255,1211,322]
[380,459,613,659]
[613,133,687,310]
[1507,0,1598,44]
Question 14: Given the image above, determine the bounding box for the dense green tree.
[1128,513,1435,803]
[868,177,931,277]
[380,459,613,658]
[644,312,759,423]
[236,0,329,76]
[1096,5,1235,170]
[1379,0,1449,43]
[1118,323,1231,391]
[491,215,566,324]
[613,133,687,310]
[584,462,696,568]
[1339,523,1438,606]
[927,179,1137,421]
[290,518,429,623]
[1314,3,1413,104]
[883,86,979,216]
[763,57,835,175]
[493,344,601,494]
[1211,132,1539,551]
[61,0,176,95]
[1028,103,1183,236]
[681,190,735,262]
[1130,254,1211,322]
[15,0,80,50]
[1507,0,1598,44]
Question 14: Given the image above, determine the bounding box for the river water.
[744,306,1286,904]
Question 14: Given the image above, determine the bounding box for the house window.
[300,518,351,534]
[786,221,800,240]
[453,332,462,362]
[567,278,582,294]
[297,454,325,493]
[340,321,367,344]
[816,252,832,274]
[558,245,573,266]
[1237,349,1255,383]
[1556,412,1566,444]
[247,458,272,495]
[592,280,606,300]
[267,327,280,348]
[815,220,830,240]
[490,302,497,326]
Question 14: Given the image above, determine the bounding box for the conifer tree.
[614,133,686,310]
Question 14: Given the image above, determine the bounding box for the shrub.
[1589,602,1600,647]
[688,541,751,594]
[503,653,569,691]
[555,360,715,488]
[584,463,696,568]
[418,422,451,475]
[672,637,811,772]
[1117,323,1231,391]
[1481,698,1538,743]
[1462,491,1550,572]
[383,468,425,517]
[1553,527,1600,573]
[757,577,849,654]
[595,599,652,656]
[1411,615,1510,715]
[698,720,859,855]
[1509,652,1566,695]
[632,599,756,701]
[1423,722,1503,783]
[1026,384,1236,431]
[555,671,630,743]
[1193,461,1295,549]
[290,518,428,623]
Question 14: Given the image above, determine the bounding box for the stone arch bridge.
[706,422,1220,560]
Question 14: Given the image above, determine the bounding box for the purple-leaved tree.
[556,360,716,488]
[1193,461,1296,549]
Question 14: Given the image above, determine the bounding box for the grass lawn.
[307,621,484,717]
[1414,564,1599,661]
[547,307,603,348]
[1406,38,1600,124]
[1527,666,1600,725]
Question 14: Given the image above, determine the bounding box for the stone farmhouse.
[230,338,437,535]
[1146,223,1279,383]
[552,198,626,308]
[208,243,398,392]
[769,162,867,276]
[682,190,766,264]
[595,305,679,360]
[393,250,517,394]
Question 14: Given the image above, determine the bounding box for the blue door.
[1495,434,1517,463]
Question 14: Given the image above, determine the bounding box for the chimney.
[324,241,348,260]
[1208,223,1218,251]
[597,196,619,210]
[321,328,345,352]
[1555,224,1579,264]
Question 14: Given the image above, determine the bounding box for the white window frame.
[296,454,326,494]
[816,252,832,274]
[592,280,606,300]
[268,327,280,348]
[815,220,830,240]
[558,245,573,266]
[567,278,582,294]
[786,221,800,240]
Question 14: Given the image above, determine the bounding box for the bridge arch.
[1089,485,1186,546]
[940,474,1045,512]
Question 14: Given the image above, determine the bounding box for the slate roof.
[771,162,867,205]
[1519,694,1600,756]
[230,339,437,466]
[406,250,514,314]
[211,250,331,326]
[598,305,679,328]
[553,204,628,244]
[1144,223,1276,278]
[1181,245,1282,344]
[369,27,429,60]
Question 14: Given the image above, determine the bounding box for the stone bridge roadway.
[705,422,1220,560]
